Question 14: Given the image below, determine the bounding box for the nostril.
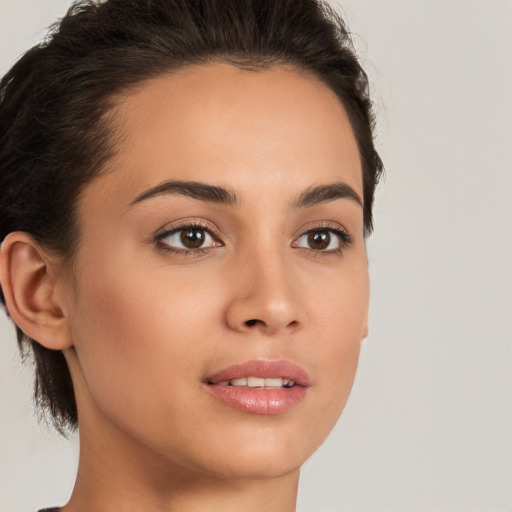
[245,319,260,327]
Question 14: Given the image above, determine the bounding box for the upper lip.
[206,359,311,387]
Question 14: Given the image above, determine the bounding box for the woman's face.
[63,63,369,479]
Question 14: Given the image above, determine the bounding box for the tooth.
[283,379,290,386]
[230,378,247,386]
[217,381,229,386]
[264,377,283,387]
[247,376,265,387]
[288,380,295,387]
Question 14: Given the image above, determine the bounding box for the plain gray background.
[1,1,511,511]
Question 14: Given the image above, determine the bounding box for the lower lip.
[205,384,307,415]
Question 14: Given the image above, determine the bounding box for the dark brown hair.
[0,0,383,434]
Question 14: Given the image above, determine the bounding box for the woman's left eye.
[294,228,350,252]
[157,226,218,252]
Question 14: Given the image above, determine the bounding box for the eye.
[293,227,351,253]
[156,225,218,252]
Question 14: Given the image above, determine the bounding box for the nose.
[225,249,303,336]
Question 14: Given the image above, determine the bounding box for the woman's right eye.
[156,226,219,253]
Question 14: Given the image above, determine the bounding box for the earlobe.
[0,232,73,350]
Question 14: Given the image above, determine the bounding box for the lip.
[207,359,311,386]
[204,359,310,415]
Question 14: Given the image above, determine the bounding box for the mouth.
[211,376,296,388]
[204,360,310,415]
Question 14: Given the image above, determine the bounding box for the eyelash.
[154,220,352,257]
[292,222,352,257]
[154,220,221,257]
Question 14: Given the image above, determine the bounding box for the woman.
[0,0,382,511]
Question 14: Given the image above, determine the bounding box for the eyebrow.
[129,180,238,207]
[293,182,363,208]
[128,179,362,210]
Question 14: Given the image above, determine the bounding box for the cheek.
[305,255,369,342]
[304,260,369,421]
[66,252,221,423]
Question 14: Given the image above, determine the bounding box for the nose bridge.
[226,237,302,335]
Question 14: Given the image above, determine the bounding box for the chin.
[202,453,304,480]
[184,425,324,480]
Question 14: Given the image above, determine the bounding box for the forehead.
[91,63,362,207]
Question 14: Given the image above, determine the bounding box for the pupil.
[181,229,205,249]
[308,231,330,250]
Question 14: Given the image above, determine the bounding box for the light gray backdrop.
[0,1,511,511]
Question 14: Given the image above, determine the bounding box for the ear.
[0,231,73,350]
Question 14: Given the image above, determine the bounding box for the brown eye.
[307,231,331,250]
[158,226,216,251]
[181,228,206,249]
[294,228,348,252]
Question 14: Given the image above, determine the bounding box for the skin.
[1,63,369,512]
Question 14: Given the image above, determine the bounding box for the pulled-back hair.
[0,0,383,434]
